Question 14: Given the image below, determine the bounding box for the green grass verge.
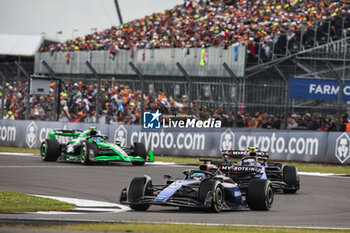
[0,146,40,154]
[281,161,350,175]
[0,191,75,213]
[3,223,350,233]
[1,146,350,175]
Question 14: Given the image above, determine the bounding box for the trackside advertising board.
[289,78,350,101]
[0,120,349,165]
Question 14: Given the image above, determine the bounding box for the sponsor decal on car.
[231,166,257,172]
[220,166,231,171]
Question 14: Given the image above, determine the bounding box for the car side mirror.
[164,174,174,185]
[163,174,173,179]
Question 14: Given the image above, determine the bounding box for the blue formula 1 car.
[212,147,300,194]
[120,162,274,212]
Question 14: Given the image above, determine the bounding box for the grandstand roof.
[0,34,46,56]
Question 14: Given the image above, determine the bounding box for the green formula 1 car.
[40,127,154,165]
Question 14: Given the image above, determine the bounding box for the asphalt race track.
[0,154,350,229]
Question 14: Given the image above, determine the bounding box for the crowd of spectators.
[42,0,350,61]
[2,0,350,131]
[0,78,348,131]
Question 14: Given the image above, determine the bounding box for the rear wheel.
[127,177,152,211]
[131,142,147,166]
[283,166,299,193]
[246,179,274,211]
[80,142,97,165]
[198,179,224,213]
[41,139,60,161]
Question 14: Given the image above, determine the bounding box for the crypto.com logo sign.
[26,121,38,148]
[220,128,235,151]
[114,125,127,147]
[335,133,350,164]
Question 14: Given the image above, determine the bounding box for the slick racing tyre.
[41,139,60,161]
[132,142,147,166]
[80,142,97,165]
[127,177,153,211]
[247,179,274,211]
[198,179,224,213]
[283,166,299,194]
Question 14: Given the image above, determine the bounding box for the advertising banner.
[289,78,350,101]
[0,120,349,165]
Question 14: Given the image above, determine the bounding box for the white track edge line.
[29,195,130,214]
[0,152,39,157]
[118,220,350,230]
[2,218,348,230]
[2,152,349,177]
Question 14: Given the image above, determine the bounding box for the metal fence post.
[14,61,31,120]
[286,30,290,55]
[327,20,331,43]
[341,16,345,39]
[0,71,5,119]
[85,61,101,123]
[42,61,61,121]
[114,0,123,25]
[273,65,289,129]
[128,62,144,125]
[313,19,317,47]
[223,63,239,128]
[299,26,304,51]
[325,62,343,131]
[176,63,192,115]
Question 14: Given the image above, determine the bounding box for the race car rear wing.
[222,148,269,158]
[49,129,83,139]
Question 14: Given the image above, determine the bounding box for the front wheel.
[127,177,153,211]
[246,179,274,211]
[283,166,299,193]
[198,179,224,213]
[80,142,97,165]
[131,142,147,166]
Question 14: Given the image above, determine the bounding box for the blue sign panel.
[143,110,161,129]
[289,78,350,101]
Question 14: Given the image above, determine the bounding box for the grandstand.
[1,0,350,131]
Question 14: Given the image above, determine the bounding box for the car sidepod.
[93,142,131,162]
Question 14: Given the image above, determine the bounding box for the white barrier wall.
[0,120,349,164]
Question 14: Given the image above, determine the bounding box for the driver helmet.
[90,130,97,136]
[242,158,256,166]
[191,172,206,181]
[88,127,98,136]
[247,151,257,157]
